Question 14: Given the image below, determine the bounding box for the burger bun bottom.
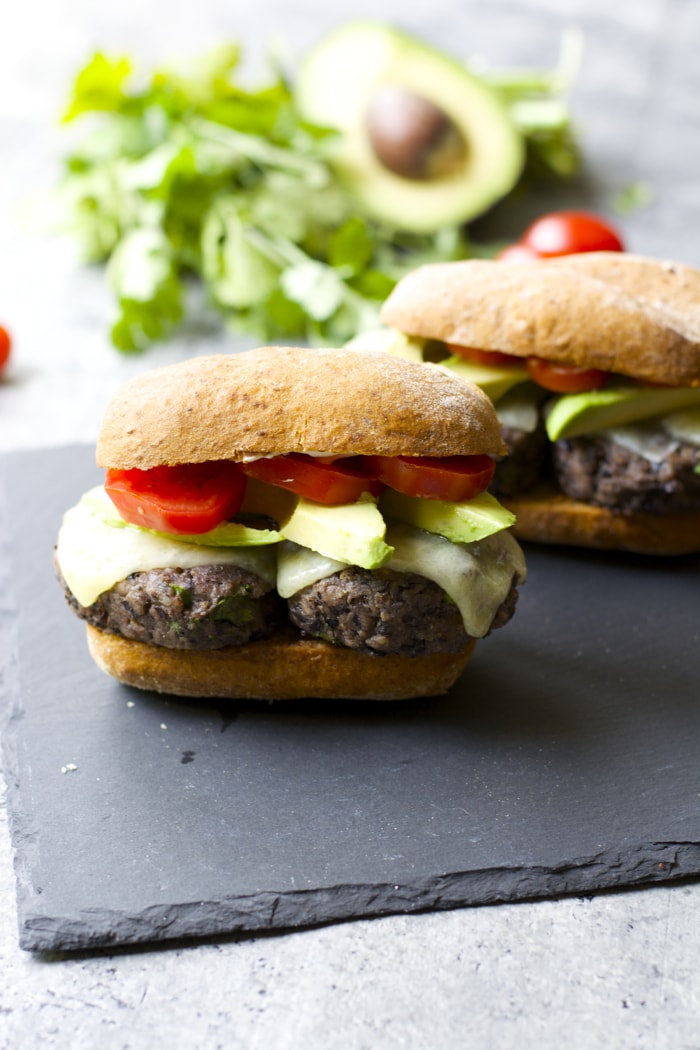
[505,485,700,556]
[86,625,477,702]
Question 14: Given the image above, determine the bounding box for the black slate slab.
[1,445,699,953]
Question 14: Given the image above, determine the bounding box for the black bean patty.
[553,434,700,514]
[491,422,551,498]
[287,566,519,657]
[61,565,284,650]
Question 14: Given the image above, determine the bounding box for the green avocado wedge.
[546,383,700,441]
[296,21,524,232]
[280,495,394,569]
[379,488,515,544]
[84,485,285,546]
[440,354,530,403]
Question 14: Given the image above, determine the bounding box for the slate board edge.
[17,841,700,953]
[0,455,31,953]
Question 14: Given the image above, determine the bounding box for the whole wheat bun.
[85,345,502,701]
[86,624,477,701]
[545,252,700,336]
[96,345,506,470]
[380,253,700,554]
[379,255,700,386]
[503,485,700,556]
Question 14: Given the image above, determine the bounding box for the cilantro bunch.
[58,45,471,351]
[58,38,579,352]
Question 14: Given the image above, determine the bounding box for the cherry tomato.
[241,454,383,506]
[105,461,247,534]
[447,344,524,369]
[368,454,495,502]
[495,243,541,263]
[0,325,11,374]
[526,356,609,394]
[519,211,625,258]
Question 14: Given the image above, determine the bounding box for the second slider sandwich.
[54,346,526,701]
[379,252,700,554]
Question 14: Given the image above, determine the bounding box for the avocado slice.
[280,495,393,569]
[343,326,427,362]
[440,354,530,402]
[296,22,524,232]
[546,383,700,441]
[89,478,289,546]
[379,488,515,543]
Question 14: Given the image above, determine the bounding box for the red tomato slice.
[526,356,609,394]
[495,243,542,263]
[447,343,524,369]
[241,454,383,505]
[0,325,11,375]
[368,455,495,502]
[105,461,247,534]
[520,211,625,258]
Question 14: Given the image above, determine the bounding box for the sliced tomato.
[368,454,495,502]
[241,454,383,505]
[105,461,247,534]
[526,356,609,394]
[447,343,524,369]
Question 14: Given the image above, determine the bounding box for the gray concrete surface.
[1,0,699,1046]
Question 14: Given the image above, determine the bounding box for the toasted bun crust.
[545,252,700,335]
[503,485,700,556]
[86,625,476,701]
[96,346,505,470]
[379,257,700,386]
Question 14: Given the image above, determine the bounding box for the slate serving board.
[1,445,699,953]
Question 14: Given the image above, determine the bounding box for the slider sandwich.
[55,346,526,701]
[378,253,700,555]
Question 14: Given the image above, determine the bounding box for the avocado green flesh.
[440,355,530,403]
[85,486,284,546]
[379,488,514,543]
[545,384,700,441]
[296,21,524,232]
[280,495,393,569]
[343,326,426,362]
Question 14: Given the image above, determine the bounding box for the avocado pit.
[365,84,468,180]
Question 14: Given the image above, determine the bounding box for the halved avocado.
[296,21,525,232]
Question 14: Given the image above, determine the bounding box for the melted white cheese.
[56,489,277,607]
[588,405,700,465]
[277,543,348,598]
[58,489,527,637]
[278,522,527,639]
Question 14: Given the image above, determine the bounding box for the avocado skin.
[296,21,524,232]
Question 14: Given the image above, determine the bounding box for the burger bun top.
[379,253,700,386]
[96,345,506,470]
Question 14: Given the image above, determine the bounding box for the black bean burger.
[55,346,526,700]
[378,252,700,555]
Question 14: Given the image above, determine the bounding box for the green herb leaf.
[62,53,133,123]
[107,228,183,351]
[57,30,581,352]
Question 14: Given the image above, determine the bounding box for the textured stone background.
[1,1,699,1047]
